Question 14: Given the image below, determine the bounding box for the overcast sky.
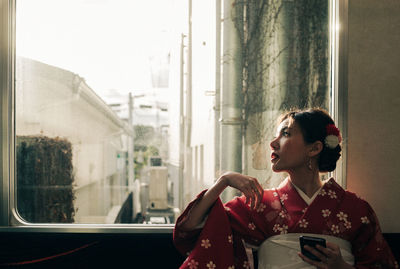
[16,0,186,96]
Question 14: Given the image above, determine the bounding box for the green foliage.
[16,136,75,223]
[233,1,329,110]
[134,125,155,145]
[284,0,329,109]
[132,125,161,178]
[232,0,330,144]
[133,145,159,179]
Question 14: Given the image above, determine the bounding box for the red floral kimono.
[173,178,398,268]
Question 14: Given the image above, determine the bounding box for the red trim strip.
[0,241,99,266]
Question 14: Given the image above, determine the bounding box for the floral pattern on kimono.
[173,178,398,269]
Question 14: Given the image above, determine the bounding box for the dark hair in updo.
[279,108,342,172]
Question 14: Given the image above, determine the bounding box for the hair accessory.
[325,124,342,149]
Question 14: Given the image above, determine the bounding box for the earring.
[308,158,313,170]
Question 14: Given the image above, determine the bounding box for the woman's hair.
[278,108,342,172]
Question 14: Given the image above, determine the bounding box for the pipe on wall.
[219,0,243,202]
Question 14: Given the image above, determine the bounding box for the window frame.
[0,0,348,232]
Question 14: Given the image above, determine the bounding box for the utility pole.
[182,0,193,208]
[179,33,186,210]
[128,92,134,189]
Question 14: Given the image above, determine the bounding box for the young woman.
[173,108,398,269]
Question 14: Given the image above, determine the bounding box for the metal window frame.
[332,0,349,188]
[0,0,348,232]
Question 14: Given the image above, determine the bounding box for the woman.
[173,108,398,268]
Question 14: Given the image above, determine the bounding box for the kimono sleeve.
[224,195,267,246]
[352,201,399,268]
[173,190,207,257]
[173,191,250,269]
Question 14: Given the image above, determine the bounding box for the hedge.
[16,136,75,223]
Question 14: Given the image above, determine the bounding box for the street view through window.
[15,0,333,224]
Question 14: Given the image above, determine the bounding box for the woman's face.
[269,119,310,173]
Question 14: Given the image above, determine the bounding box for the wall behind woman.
[347,0,400,233]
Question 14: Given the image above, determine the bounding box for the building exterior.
[16,57,132,223]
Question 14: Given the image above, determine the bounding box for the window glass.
[15,0,332,224]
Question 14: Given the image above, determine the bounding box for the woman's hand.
[179,172,263,231]
[298,242,354,269]
[218,172,264,210]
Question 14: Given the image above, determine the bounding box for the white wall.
[16,57,129,222]
[346,0,400,232]
[190,0,216,189]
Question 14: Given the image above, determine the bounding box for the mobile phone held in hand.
[299,236,327,261]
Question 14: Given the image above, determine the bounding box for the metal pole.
[182,0,193,207]
[128,93,134,189]
[179,34,186,210]
[214,0,222,177]
[220,0,243,202]
[186,0,192,148]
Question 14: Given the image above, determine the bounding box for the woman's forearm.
[178,175,228,231]
[178,172,263,231]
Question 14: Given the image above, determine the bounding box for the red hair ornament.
[325,124,342,149]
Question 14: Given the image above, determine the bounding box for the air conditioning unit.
[148,166,168,210]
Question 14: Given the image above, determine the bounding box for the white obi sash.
[257,233,354,269]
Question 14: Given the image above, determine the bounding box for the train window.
[3,0,344,227]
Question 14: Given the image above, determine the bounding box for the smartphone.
[299,236,327,261]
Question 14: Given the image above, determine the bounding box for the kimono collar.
[290,180,324,205]
[277,177,344,207]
